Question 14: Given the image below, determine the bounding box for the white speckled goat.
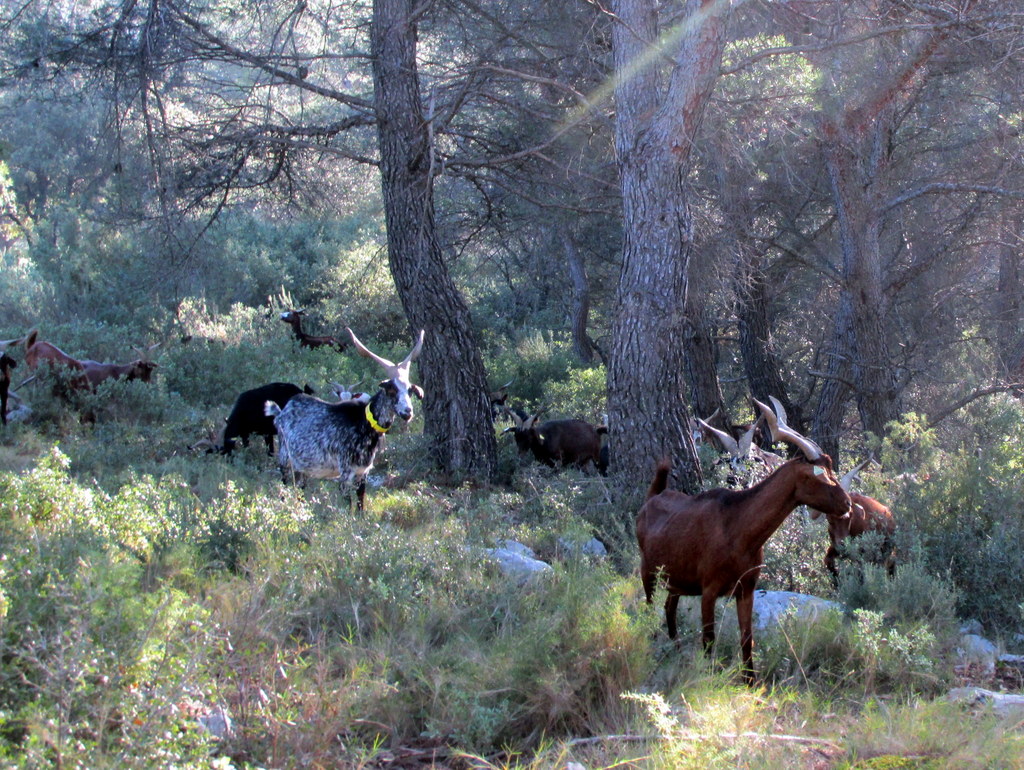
[265,328,424,510]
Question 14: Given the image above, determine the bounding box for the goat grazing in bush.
[81,345,160,389]
[503,407,605,472]
[280,309,347,352]
[812,459,897,584]
[218,382,315,455]
[23,330,90,391]
[636,397,851,683]
[266,328,424,510]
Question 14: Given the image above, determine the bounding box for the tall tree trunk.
[561,230,597,364]
[371,0,497,479]
[996,211,1024,382]
[812,294,855,463]
[734,246,806,433]
[683,290,725,426]
[823,118,902,440]
[607,0,727,493]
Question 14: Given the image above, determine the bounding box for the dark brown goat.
[813,461,897,584]
[503,408,604,472]
[636,398,851,683]
[280,309,347,351]
[0,352,16,425]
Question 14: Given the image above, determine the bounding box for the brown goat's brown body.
[81,359,159,389]
[823,492,896,582]
[637,455,851,683]
[24,331,89,390]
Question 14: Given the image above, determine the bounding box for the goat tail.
[264,400,282,418]
[647,458,672,499]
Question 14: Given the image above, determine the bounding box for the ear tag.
[813,466,825,476]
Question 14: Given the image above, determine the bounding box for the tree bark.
[607,0,727,492]
[371,0,497,480]
[682,293,725,426]
[734,247,805,434]
[822,116,902,439]
[562,230,598,364]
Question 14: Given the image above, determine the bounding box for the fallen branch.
[568,731,842,751]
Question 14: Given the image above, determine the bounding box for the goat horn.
[347,328,398,373]
[839,457,872,491]
[736,415,762,458]
[503,406,524,429]
[754,397,823,461]
[696,416,739,456]
[0,336,25,351]
[768,395,789,427]
[397,329,425,370]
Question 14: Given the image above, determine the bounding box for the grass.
[2,341,1024,767]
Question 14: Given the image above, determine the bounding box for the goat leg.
[700,591,717,654]
[664,593,680,639]
[736,589,756,685]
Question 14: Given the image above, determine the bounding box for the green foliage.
[541,365,607,424]
[874,405,1024,629]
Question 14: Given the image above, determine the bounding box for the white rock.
[947,687,1024,716]
[486,546,552,583]
[750,590,843,631]
[959,619,984,636]
[495,539,536,558]
[198,705,233,739]
[957,633,998,675]
[557,536,607,559]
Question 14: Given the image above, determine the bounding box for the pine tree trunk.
[607,0,726,492]
[371,0,497,479]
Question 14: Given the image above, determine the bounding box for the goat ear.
[410,383,424,400]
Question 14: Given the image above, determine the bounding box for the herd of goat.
[0,309,900,682]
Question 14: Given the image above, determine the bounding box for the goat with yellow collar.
[266,328,424,511]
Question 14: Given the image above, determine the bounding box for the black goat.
[221,382,315,455]
[0,352,16,426]
[504,407,604,472]
[267,328,424,510]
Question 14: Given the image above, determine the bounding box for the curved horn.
[768,396,789,427]
[736,415,762,459]
[839,457,872,492]
[0,336,26,351]
[347,328,398,373]
[522,406,547,431]
[398,329,425,369]
[503,405,524,429]
[754,397,823,461]
[696,416,739,456]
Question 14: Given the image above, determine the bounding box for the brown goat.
[813,461,897,584]
[503,407,604,472]
[24,330,89,390]
[280,309,347,351]
[81,359,160,388]
[636,398,851,683]
[0,352,16,425]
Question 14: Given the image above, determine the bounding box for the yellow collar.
[365,403,389,434]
